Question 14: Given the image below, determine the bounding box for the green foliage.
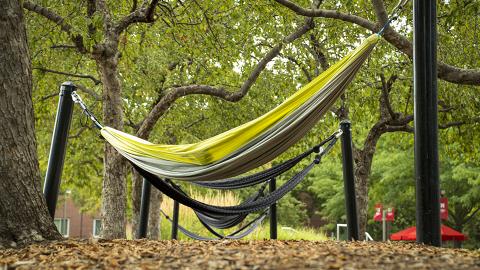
[24,0,479,246]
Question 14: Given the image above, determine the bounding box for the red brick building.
[54,196,102,238]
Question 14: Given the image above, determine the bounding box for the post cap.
[60,81,76,95]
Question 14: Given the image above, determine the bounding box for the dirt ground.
[0,239,479,269]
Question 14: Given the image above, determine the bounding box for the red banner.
[440,197,448,220]
[374,203,383,222]
[386,207,395,221]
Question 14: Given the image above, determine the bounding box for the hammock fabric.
[160,209,268,240]
[134,136,336,216]
[193,130,341,190]
[170,179,268,229]
[100,34,380,181]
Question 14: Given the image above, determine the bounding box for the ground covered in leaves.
[0,240,479,269]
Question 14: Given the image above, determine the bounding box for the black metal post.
[340,120,359,241]
[171,200,179,240]
[269,178,277,240]
[43,82,75,218]
[136,178,151,239]
[413,0,441,246]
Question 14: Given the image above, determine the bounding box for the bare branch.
[136,16,316,138]
[114,0,160,34]
[33,67,102,85]
[184,115,206,129]
[385,124,414,133]
[283,54,312,81]
[68,126,88,139]
[76,84,101,101]
[23,1,88,53]
[131,0,138,13]
[273,0,480,85]
[40,92,58,101]
[379,73,397,119]
[50,44,78,50]
[439,121,465,129]
[309,34,329,73]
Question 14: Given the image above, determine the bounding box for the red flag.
[440,197,448,220]
[374,203,383,222]
[386,207,395,221]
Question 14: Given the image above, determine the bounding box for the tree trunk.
[353,131,380,241]
[147,189,162,240]
[96,51,127,239]
[131,169,143,236]
[353,155,372,241]
[0,0,61,247]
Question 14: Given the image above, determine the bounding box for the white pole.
[382,209,387,241]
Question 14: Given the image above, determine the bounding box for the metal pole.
[269,178,277,240]
[413,0,441,246]
[340,120,359,241]
[382,210,386,241]
[136,178,151,239]
[43,82,75,218]
[171,200,179,240]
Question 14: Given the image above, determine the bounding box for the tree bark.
[0,0,62,247]
[147,189,162,240]
[95,46,127,239]
[353,149,376,240]
[131,169,143,236]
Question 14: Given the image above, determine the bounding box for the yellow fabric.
[102,34,380,165]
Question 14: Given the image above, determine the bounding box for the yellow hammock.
[101,34,380,167]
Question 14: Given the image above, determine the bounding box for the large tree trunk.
[147,189,162,240]
[131,169,143,236]
[353,154,374,241]
[352,123,383,241]
[96,49,127,239]
[0,0,61,247]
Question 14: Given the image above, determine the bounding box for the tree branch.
[136,16,316,138]
[371,0,389,24]
[23,1,88,54]
[50,44,78,50]
[379,73,397,119]
[33,67,102,85]
[87,0,97,37]
[463,207,480,226]
[282,54,312,81]
[273,0,480,85]
[76,84,101,101]
[114,0,160,34]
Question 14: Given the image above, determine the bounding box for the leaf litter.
[0,240,479,269]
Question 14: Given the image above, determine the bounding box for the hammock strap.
[71,91,103,129]
[377,0,410,35]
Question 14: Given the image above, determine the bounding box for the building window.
[93,219,102,238]
[54,218,69,237]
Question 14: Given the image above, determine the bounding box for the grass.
[158,189,327,241]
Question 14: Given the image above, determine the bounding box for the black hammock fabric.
[192,132,340,190]
[133,158,316,216]
[168,180,268,229]
[160,209,268,240]
[193,184,268,229]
